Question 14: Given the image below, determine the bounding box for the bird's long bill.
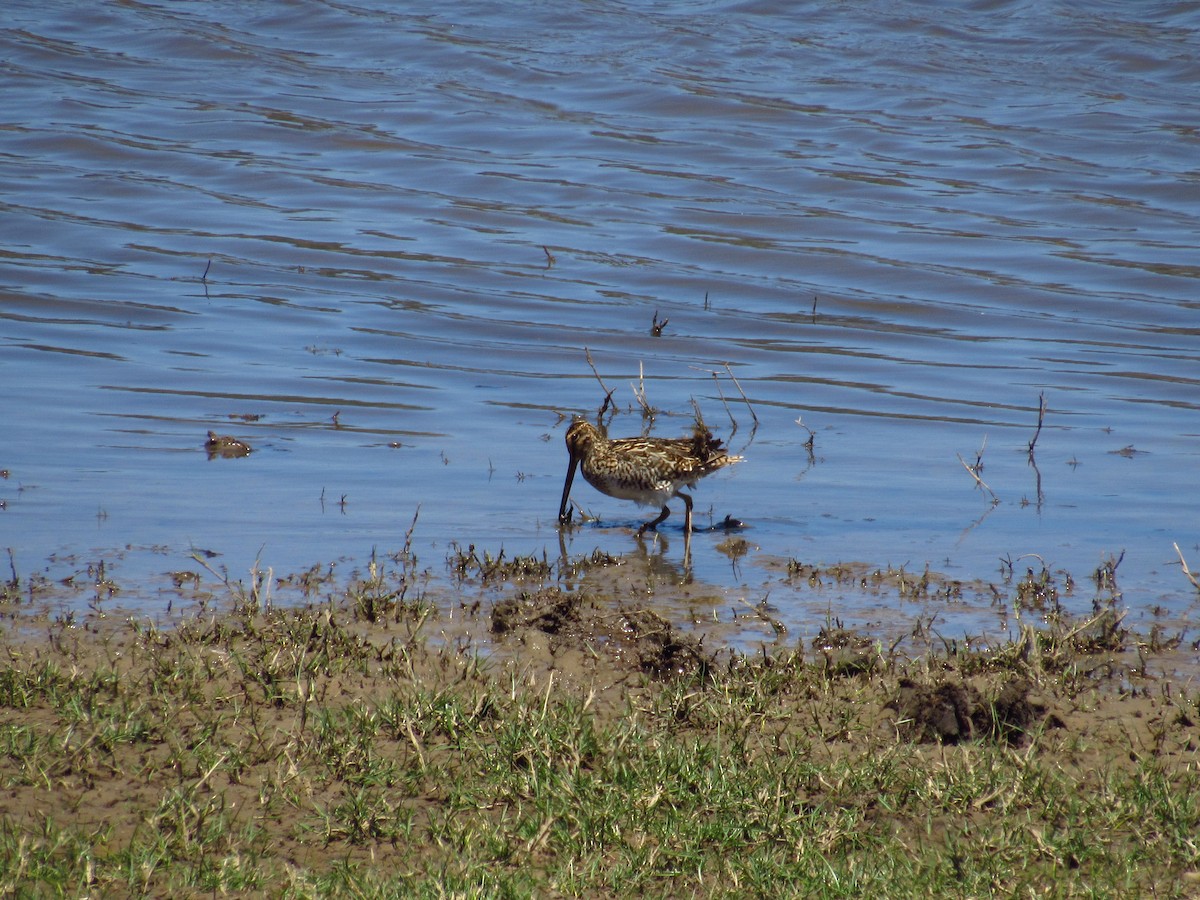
[558,457,578,523]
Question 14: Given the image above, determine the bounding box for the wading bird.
[558,417,742,535]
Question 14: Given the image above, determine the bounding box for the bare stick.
[1173,542,1200,591]
[202,257,212,282]
[688,365,738,434]
[631,360,655,418]
[795,417,815,452]
[584,348,615,413]
[542,245,556,267]
[1028,392,1047,457]
[711,371,737,434]
[5,548,18,593]
[957,452,998,502]
[723,363,758,426]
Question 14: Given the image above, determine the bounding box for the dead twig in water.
[971,435,987,472]
[650,310,668,336]
[958,455,996,500]
[795,417,815,453]
[1028,391,1047,457]
[584,348,615,417]
[1093,549,1125,596]
[632,361,656,420]
[542,245,556,267]
[693,363,759,437]
[1173,542,1200,591]
[724,363,758,428]
[958,436,998,503]
[1024,393,1047,509]
[709,370,738,436]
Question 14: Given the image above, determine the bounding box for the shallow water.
[2,1,1198,647]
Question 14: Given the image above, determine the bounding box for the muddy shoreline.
[2,549,1199,894]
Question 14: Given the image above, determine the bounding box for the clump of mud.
[812,624,878,676]
[491,587,713,678]
[888,676,1053,746]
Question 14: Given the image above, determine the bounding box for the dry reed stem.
[958,453,998,503]
[632,360,654,417]
[1173,542,1200,591]
[584,347,615,415]
[724,363,758,426]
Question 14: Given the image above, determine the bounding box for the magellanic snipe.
[558,417,742,535]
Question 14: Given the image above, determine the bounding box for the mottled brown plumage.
[557,417,742,534]
[205,430,252,459]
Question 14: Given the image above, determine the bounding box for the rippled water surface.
[3,1,1198,645]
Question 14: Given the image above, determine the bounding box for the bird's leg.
[680,491,694,535]
[637,505,671,536]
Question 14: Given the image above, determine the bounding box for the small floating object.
[205,430,252,459]
[1109,444,1144,458]
[558,417,742,535]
